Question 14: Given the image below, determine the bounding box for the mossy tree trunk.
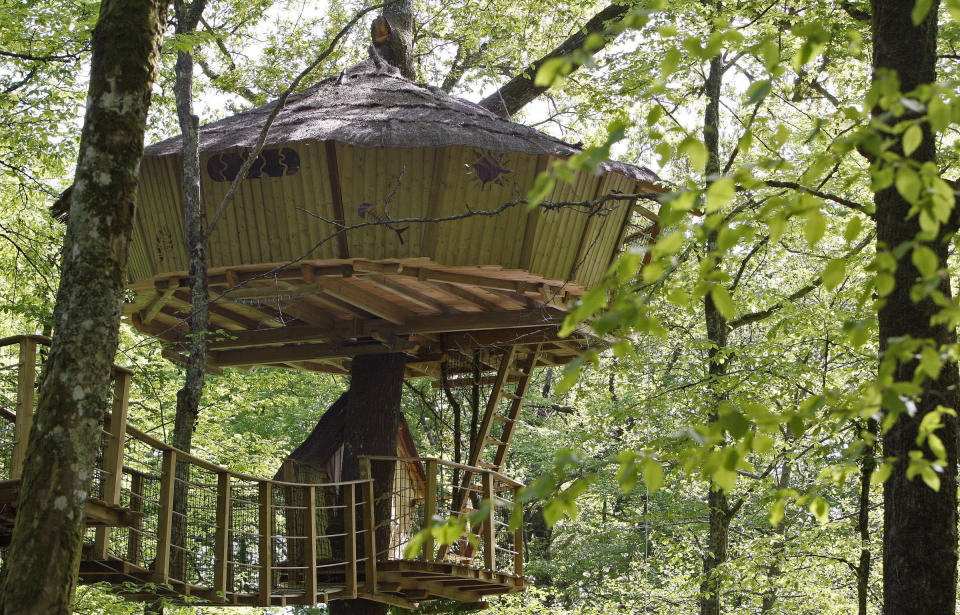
[0,1,167,612]
[870,2,960,613]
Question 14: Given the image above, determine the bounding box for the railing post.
[258,481,273,606]
[513,485,523,577]
[344,484,357,599]
[155,449,177,584]
[361,475,377,593]
[92,368,132,559]
[214,471,231,601]
[12,337,37,481]
[482,472,495,571]
[126,471,144,564]
[305,485,318,602]
[423,459,437,561]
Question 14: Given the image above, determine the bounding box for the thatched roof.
[145,56,660,184]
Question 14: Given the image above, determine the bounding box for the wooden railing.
[0,335,528,607]
[362,455,525,578]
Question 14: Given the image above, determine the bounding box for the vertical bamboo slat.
[423,459,437,561]
[214,471,231,600]
[482,472,495,571]
[344,484,358,598]
[155,449,177,584]
[12,338,36,480]
[258,481,273,605]
[513,486,524,577]
[305,485,318,602]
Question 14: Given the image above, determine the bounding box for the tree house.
[1,57,666,610]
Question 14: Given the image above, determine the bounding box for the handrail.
[359,455,524,488]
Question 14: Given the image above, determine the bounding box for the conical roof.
[144,57,660,184]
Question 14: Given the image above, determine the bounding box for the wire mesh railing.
[364,455,524,577]
[0,335,528,608]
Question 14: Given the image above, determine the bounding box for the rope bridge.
[0,335,529,609]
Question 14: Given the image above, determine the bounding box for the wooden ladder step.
[486,437,507,447]
[493,414,514,423]
[478,460,499,470]
[501,390,521,401]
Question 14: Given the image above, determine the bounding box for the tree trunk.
[0,1,167,612]
[699,50,729,615]
[857,418,877,615]
[372,0,415,79]
[871,2,960,614]
[168,0,208,583]
[760,460,791,614]
[330,353,407,615]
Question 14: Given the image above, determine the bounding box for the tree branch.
[757,180,873,216]
[477,2,633,118]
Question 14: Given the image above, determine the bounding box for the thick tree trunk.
[699,51,729,615]
[856,418,877,615]
[330,353,407,615]
[372,0,415,79]
[871,2,960,614]
[0,1,167,612]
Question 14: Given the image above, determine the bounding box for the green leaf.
[769,498,786,527]
[805,210,826,246]
[535,57,569,87]
[928,97,952,132]
[921,465,941,491]
[895,165,921,204]
[823,258,846,291]
[872,462,893,485]
[661,47,682,76]
[912,244,939,278]
[920,345,944,379]
[706,178,735,212]
[543,499,565,527]
[641,458,664,493]
[912,0,934,24]
[844,216,863,242]
[746,79,772,105]
[668,288,690,306]
[903,124,923,156]
[526,173,555,210]
[808,496,829,524]
[709,284,736,320]
[678,136,708,172]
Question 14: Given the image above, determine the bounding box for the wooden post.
[424,459,437,561]
[92,369,131,559]
[12,338,37,481]
[258,481,273,606]
[513,486,523,576]
[482,472,495,571]
[126,471,144,564]
[305,485,318,602]
[362,478,377,593]
[344,484,358,599]
[155,449,177,584]
[214,471,231,600]
[102,369,131,505]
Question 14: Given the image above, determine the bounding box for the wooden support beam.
[214,472,231,600]
[209,339,420,368]
[305,485,319,601]
[482,473,496,572]
[93,369,132,558]
[321,278,413,325]
[360,274,452,313]
[433,283,503,312]
[513,486,523,577]
[259,481,273,605]
[154,449,177,584]
[361,477,377,593]
[12,338,36,481]
[344,484,358,599]
[424,460,437,562]
[140,281,179,324]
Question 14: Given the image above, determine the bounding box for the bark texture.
[372,0,415,79]
[169,0,208,582]
[0,1,167,612]
[699,52,730,615]
[330,353,407,615]
[477,2,632,118]
[871,2,960,613]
